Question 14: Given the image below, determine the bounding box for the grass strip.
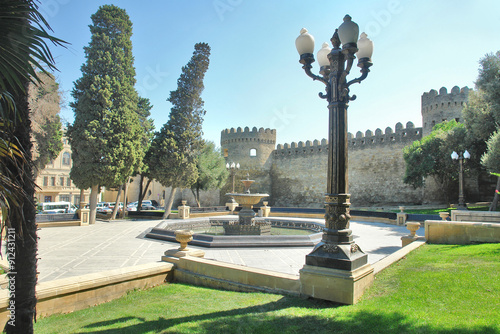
[34,243,500,334]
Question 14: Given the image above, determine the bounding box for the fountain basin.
[145,217,323,248]
[225,192,269,231]
[226,193,269,206]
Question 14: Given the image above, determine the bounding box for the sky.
[40,0,500,147]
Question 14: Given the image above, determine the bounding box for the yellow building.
[35,136,90,206]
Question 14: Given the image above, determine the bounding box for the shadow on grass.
[76,297,498,334]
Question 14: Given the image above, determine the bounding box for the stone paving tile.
[33,217,424,283]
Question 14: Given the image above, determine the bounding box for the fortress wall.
[271,123,424,207]
[221,127,276,201]
[348,122,423,205]
[421,86,469,136]
[221,127,276,170]
[221,85,470,208]
[271,141,328,208]
[349,142,423,205]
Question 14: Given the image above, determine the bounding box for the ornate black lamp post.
[226,162,240,193]
[295,15,373,271]
[451,150,470,210]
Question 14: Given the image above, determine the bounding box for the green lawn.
[34,243,500,334]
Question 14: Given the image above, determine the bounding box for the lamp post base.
[300,263,374,305]
[305,241,368,271]
[305,193,368,271]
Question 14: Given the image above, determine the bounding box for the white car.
[37,201,77,214]
[96,202,112,214]
[127,200,155,211]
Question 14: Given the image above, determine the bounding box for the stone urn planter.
[175,230,194,251]
[439,212,450,221]
[405,222,421,237]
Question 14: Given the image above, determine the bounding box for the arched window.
[249,148,257,157]
[62,152,71,165]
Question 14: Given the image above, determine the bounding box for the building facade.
[35,136,90,205]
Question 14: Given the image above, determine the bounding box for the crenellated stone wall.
[272,139,328,207]
[221,127,276,200]
[221,86,473,208]
[221,126,276,170]
[349,121,421,150]
[421,86,469,136]
[270,123,423,207]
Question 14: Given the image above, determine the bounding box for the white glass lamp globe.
[317,42,331,67]
[463,150,471,159]
[295,28,315,55]
[338,15,359,45]
[451,151,459,160]
[356,32,374,60]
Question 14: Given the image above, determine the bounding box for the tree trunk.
[5,81,37,333]
[138,175,151,213]
[489,177,500,211]
[111,184,123,220]
[162,188,177,219]
[191,188,201,207]
[89,184,99,225]
[121,177,131,218]
[79,188,85,208]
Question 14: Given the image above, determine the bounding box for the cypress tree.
[191,141,229,207]
[146,42,210,218]
[68,5,142,224]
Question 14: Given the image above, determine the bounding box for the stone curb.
[372,239,426,274]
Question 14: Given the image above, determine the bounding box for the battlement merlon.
[421,86,470,110]
[221,127,277,146]
[274,122,422,157]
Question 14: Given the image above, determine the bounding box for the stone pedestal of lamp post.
[178,201,190,219]
[259,202,271,217]
[397,206,407,226]
[79,202,90,226]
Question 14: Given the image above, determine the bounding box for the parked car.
[37,202,77,214]
[96,202,112,214]
[127,200,156,211]
[108,202,123,212]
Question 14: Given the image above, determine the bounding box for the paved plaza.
[35,216,425,283]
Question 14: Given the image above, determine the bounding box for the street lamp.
[451,150,470,210]
[295,15,373,271]
[226,162,240,193]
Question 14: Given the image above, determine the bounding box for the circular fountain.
[224,174,270,235]
[145,174,323,247]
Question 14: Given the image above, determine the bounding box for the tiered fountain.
[146,174,322,247]
[224,174,270,235]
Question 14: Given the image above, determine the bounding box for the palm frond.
[0,0,68,93]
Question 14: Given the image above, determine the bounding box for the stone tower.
[220,126,276,195]
[421,86,469,136]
